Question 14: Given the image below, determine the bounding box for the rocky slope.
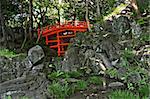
[0,45,50,99]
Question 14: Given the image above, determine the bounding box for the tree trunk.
[85,0,91,31]
[96,0,100,18]
[29,0,33,40]
[58,8,60,24]
[130,0,140,16]
[0,1,6,42]
[21,0,27,49]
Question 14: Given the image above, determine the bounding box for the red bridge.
[38,21,88,56]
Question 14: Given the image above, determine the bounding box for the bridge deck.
[38,21,88,56]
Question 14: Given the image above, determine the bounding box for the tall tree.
[85,0,91,31]
[130,0,140,15]
[0,1,6,42]
[29,0,33,39]
[96,0,100,18]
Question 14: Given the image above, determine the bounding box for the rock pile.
[0,45,50,99]
[53,15,149,78]
[55,31,121,73]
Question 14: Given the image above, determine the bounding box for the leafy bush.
[138,84,150,98]
[47,71,71,80]
[106,68,118,78]
[87,76,103,85]
[48,71,65,80]
[0,49,19,58]
[122,48,135,59]
[108,90,140,99]
[48,81,71,99]
[6,95,12,99]
[21,96,30,99]
[136,0,149,13]
[67,71,82,78]
[140,33,150,42]
[74,80,88,91]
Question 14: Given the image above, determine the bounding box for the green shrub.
[6,95,12,99]
[140,33,150,42]
[74,80,88,91]
[48,81,70,99]
[138,84,150,98]
[48,71,66,80]
[87,76,103,85]
[106,68,118,78]
[136,0,149,13]
[21,96,30,99]
[67,71,82,78]
[0,49,20,58]
[108,90,140,99]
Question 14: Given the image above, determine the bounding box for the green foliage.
[48,71,66,80]
[106,68,118,78]
[6,95,12,99]
[87,76,103,85]
[122,48,135,59]
[140,33,150,42]
[21,96,30,99]
[47,71,89,98]
[108,90,140,99]
[119,48,137,69]
[0,49,23,58]
[48,81,71,99]
[48,71,83,80]
[127,83,135,90]
[74,80,88,91]
[136,18,147,25]
[136,0,149,13]
[106,46,149,94]
[103,3,128,20]
[67,71,82,78]
[138,84,150,97]
[107,0,116,8]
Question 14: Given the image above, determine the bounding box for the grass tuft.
[87,76,103,85]
[74,80,88,91]
[0,49,24,58]
[108,90,140,99]
[48,81,71,99]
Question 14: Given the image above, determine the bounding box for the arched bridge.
[38,21,88,56]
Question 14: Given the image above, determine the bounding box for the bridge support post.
[57,32,61,56]
[46,35,48,45]
[74,30,76,36]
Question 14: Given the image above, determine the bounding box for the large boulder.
[112,16,130,35]
[28,45,45,65]
[61,47,81,72]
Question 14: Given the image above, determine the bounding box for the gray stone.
[127,73,141,84]
[32,64,44,73]
[94,23,103,32]
[112,16,130,35]
[61,47,80,72]
[28,45,45,64]
[131,21,142,38]
[117,67,127,79]
[108,82,125,88]
[22,57,33,69]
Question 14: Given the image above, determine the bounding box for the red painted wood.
[47,40,58,43]
[59,35,75,38]
[59,43,70,46]
[38,21,88,56]
[50,45,58,48]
